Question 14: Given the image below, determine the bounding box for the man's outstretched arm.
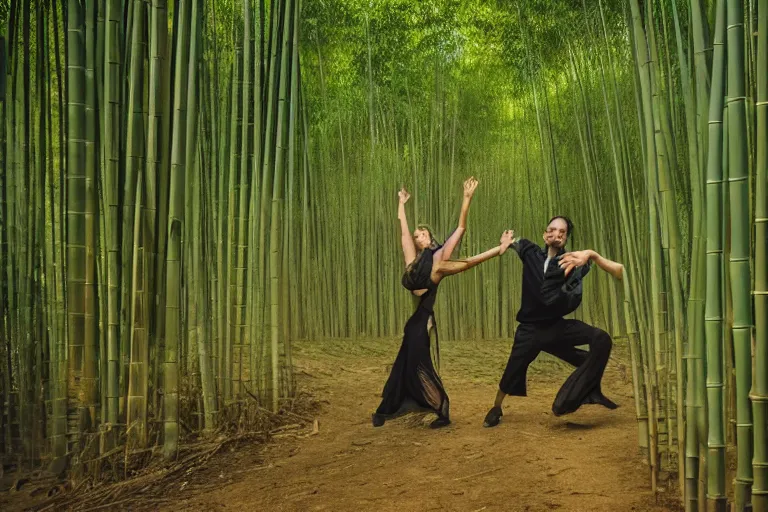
[559,250,624,280]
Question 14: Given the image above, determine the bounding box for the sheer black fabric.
[376,247,450,421]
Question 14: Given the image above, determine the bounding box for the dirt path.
[170,338,679,512]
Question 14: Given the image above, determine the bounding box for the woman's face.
[413,228,432,250]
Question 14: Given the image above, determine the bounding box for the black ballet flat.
[372,413,386,427]
[429,416,451,429]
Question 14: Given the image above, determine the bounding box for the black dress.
[373,247,450,427]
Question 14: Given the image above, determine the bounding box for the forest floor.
[2,337,684,511]
[167,337,681,512]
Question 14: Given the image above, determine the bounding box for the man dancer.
[483,216,624,427]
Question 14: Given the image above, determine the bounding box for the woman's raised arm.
[436,177,478,262]
[398,188,417,267]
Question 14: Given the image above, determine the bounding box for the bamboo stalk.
[726,0,754,507]
[705,1,728,509]
[163,0,193,460]
[752,0,768,509]
[126,0,148,451]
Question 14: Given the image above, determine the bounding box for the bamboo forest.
[0,0,766,510]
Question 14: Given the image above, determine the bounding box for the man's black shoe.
[483,406,503,427]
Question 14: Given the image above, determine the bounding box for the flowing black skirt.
[376,306,449,419]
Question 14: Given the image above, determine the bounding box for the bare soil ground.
[164,337,682,512]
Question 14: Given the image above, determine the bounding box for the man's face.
[543,218,568,249]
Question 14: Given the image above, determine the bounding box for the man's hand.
[398,187,411,204]
[559,250,591,277]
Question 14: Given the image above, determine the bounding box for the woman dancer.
[373,178,514,429]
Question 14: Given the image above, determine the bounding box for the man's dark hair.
[548,216,574,241]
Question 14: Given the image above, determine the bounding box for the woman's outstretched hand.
[499,229,515,255]
[398,187,411,204]
[463,177,479,198]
